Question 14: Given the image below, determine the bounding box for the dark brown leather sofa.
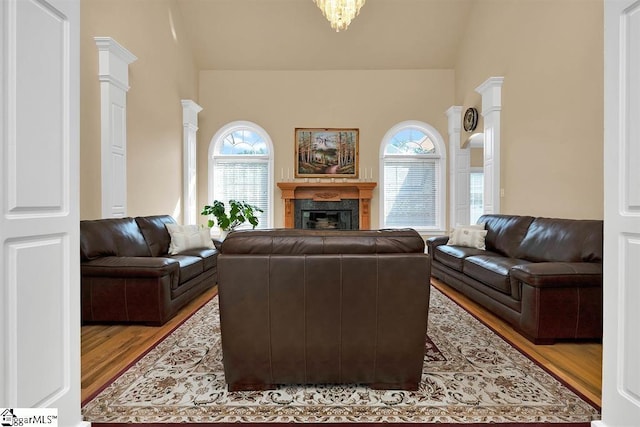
[217,228,431,391]
[80,215,217,325]
[427,214,603,344]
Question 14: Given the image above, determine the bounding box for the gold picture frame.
[295,128,359,178]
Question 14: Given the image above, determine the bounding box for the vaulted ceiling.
[175,0,475,70]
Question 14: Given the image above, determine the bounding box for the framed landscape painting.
[295,128,359,178]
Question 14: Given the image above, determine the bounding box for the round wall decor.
[463,107,479,132]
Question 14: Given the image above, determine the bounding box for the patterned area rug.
[82,288,600,424]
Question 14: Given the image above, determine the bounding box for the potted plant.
[201,199,263,238]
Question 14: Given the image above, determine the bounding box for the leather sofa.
[217,228,431,391]
[427,214,603,344]
[80,215,217,325]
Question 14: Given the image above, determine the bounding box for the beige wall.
[80,0,198,220]
[470,148,484,168]
[197,70,454,229]
[454,0,604,220]
[80,0,604,225]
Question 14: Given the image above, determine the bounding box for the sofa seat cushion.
[180,248,218,271]
[433,245,491,272]
[464,255,532,295]
[170,255,204,286]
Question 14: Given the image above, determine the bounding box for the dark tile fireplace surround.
[294,199,359,230]
[276,182,376,230]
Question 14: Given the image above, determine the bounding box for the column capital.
[95,37,137,91]
[475,76,504,116]
[181,99,203,128]
[446,105,463,134]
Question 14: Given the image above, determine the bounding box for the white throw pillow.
[447,224,488,250]
[165,224,215,255]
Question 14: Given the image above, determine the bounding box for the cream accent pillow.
[447,224,488,250]
[165,224,215,255]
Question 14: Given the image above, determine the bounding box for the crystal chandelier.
[314,0,366,32]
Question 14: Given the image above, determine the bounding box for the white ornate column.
[446,106,470,228]
[475,76,504,215]
[181,100,203,225]
[95,37,137,218]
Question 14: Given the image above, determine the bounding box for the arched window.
[208,121,273,232]
[380,121,446,232]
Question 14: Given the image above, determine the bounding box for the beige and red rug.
[82,288,600,424]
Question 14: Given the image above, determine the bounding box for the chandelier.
[313,0,366,32]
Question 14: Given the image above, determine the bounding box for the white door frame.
[0,0,85,425]
[596,0,640,425]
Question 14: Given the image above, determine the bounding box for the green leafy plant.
[200,199,263,231]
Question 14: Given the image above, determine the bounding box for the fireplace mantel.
[277,181,377,229]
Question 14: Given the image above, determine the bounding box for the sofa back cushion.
[80,217,151,261]
[135,215,176,257]
[477,214,535,258]
[220,228,425,255]
[518,217,603,263]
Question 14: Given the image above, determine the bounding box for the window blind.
[469,171,484,224]
[213,159,269,229]
[384,158,437,228]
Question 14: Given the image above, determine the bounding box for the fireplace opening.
[302,210,352,230]
[294,199,359,230]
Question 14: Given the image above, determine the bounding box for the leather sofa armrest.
[81,256,180,278]
[212,238,223,251]
[511,262,602,288]
[426,236,449,255]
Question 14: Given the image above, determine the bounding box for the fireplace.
[277,182,376,230]
[295,199,359,230]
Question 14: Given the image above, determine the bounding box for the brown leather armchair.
[217,228,431,391]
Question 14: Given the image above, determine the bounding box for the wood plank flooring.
[81,280,602,408]
[81,287,218,404]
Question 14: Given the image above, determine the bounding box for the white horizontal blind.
[470,171,484,225]
[213,159,269,229]
[384,158,437,228]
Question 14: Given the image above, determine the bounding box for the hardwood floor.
[81,280,602,408]
[81,286,218,404]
